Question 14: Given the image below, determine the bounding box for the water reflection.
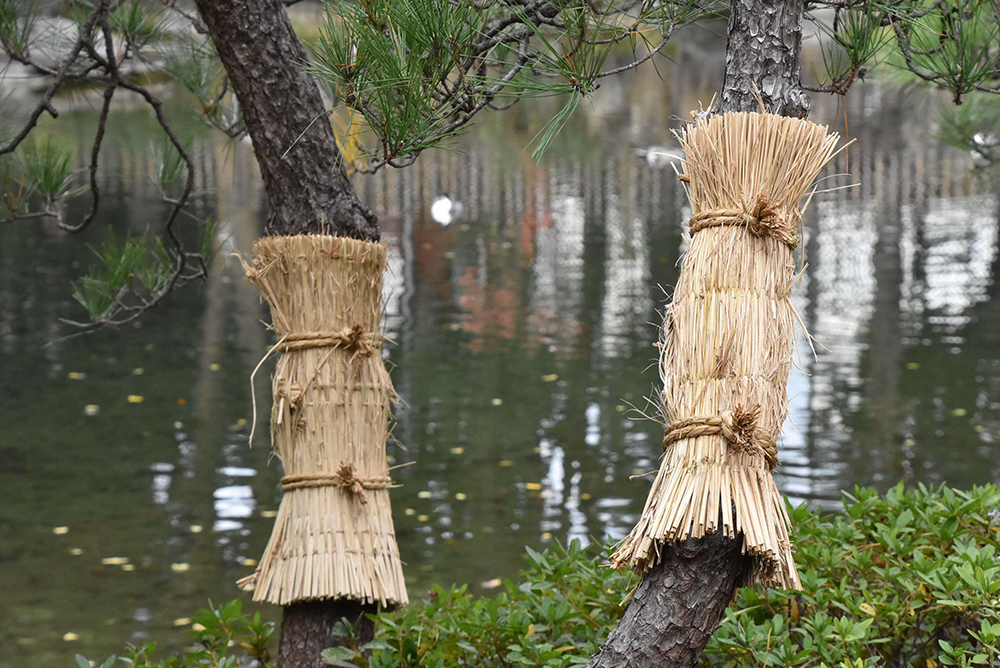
[2,57,999,668]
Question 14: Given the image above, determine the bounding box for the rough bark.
[192,1,382,665]
[588,1,808,665]
[193,0,379,240]
[720,0,810,118]
[588,531,753,668]
[279,600,377,668]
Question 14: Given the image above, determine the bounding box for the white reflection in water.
[530,188,585,353]
[151,474,170,505]
[214,485,255,519]
[599,194,652,358]
[919,196,997,324]
[217,466,256,477]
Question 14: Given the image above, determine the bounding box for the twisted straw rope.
[281,463,392,505]
[662,411,778,470]
[688,194,800,250]
[278,324,382,354]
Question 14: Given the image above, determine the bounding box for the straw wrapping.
[238,234,408,607]
[689,194,800,249]
[662,409,778,470]
[609,112,843,590]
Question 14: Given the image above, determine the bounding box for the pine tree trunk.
[193,0,379,241]
[587,0,809,665]
[191,1,379,665]
[721,0,810,118]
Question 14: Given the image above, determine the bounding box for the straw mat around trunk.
[238,235,407,607]
[609,112,841,589]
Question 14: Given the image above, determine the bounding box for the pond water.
[2,36,999,668]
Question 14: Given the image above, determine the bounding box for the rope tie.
[281,462,392,504]
[278,324,382,354]
[688,194,800,250]
[662,407,778,470]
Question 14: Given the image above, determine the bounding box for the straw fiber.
[238,235,407,607]
[610,112,841,589]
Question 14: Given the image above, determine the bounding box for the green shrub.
[705,483,1000,668]
[329,483,1000,668]
[77,599,274,668]
[78,483,1000,668]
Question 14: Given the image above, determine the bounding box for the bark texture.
[720,0,810,118]
[588,531,753,668]
[279,600,377,668]
[193,0,379,240]
[589,1,808,665]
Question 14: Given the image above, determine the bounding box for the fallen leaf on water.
[209,363,221,371]
[127,395,144,404]
[580,493,592,501]
[499,460,513,467]
[173,618,192,627]
[481,578,502,589]
[952,408,967,417]
[171,563,191,573]
[404,508,415,516]
[242,558,257,566]
[69,548,83,556]
[491,398,503,406]
[101,557,129,566]
[189,525,203,534]
[455,493,467,501]
[52,526,69,535]
[450,447,464,455]
[906,362,920,370]
[417,490,432,499]
[525,482,543,491]
[417,515,429,522]
[67,372,86,380]
[541,532,552,540]
[15,638,35,646]
[191,623,206,632]
[62,632,78,641]
[132,368,144,376]
[448,323,461,331]
[121,564,135,572]
[84,405,100,416]
[259,510,277,518]
[541,374,558,382]
[173,421,184,429]
[177,398,187,405]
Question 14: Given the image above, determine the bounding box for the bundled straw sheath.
[239,235,408,607]
[610,112,841,589]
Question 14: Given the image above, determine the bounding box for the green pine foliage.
[78,484,1000,668]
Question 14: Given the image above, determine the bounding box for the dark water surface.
[2,50,999,667]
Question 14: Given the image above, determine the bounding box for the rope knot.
[277,325,382,354]
[280,462,392,504]
[688,194,800,250]
[662,405,778,470]
[333,462,367,501]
